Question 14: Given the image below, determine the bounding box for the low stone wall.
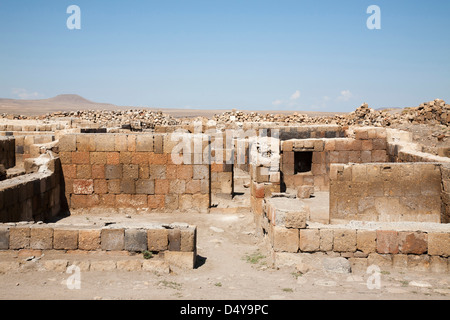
[0,137,15,169]
[0,157,62,222]
[0,222,197,268]
[329,163,442,223]
[260,196,450,272]
[58,133,211,212]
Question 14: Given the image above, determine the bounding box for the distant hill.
[0,94,119,116]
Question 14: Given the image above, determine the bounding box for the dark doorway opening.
[294,151,312,174]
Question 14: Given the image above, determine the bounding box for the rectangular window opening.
[294,151,312,174]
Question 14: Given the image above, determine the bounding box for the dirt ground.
[0,210,449,301]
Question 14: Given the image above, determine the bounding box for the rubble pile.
[212,99,449,127]
[0,109,180,129]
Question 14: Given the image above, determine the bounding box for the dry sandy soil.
[0,210,448,301]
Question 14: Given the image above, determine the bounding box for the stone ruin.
[0,109,449,274]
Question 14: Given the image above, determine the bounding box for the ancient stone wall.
[261,197,450,273]
[281,127,388,192]
[329,163,442,223]
[58,133,211,212]
[0,222,197,269]
[0,157,62,222]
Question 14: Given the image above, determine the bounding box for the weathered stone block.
[428,233,450,257]
[136,135,153,152]
[142,259,170,274]
[272,226,299,253]
[101,228,124,251]
[168,229,181,251]
[124,229,147,252]
[319,229,333,251]
[356,230,377,254]
[73,179,94,195]
[30,227,53,250]
[117,260,142,271]
[135,179,155,194]
[193,165,209,180]
[164,251,196,269]
[59,134,76,152]
[95,135,115,152]
[53,229,78,250]
[105,164,123,180]
[78,229,101,250]
[147,228,168,251]
[0,227,9,249]
[333,229,356,252]
[9,227,30,250]
[90,260,116,271]
[398,232,427,255]
[181,227,196,252]
[376,230,399,254]
[299,229,320,252]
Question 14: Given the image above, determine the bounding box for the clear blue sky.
[0,0,449,111]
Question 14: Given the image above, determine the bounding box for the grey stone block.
[124,229,147,252]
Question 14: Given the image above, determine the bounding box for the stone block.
[164,251,196,269]
[376,230,399,254]
[333,229,356,252]
[95,135,115,152]
[150,165,166,179]
[398,232,427,254]
[123,164,139,180]
[117,260,142,271]
[170,179,186,195]
[71,151,90,165]
[272,226,299,253]
[356,230,377,254]
[43,259,69,272]
[105,164,123,180]
[101,228,124,251]
[0,227,9,250]
[168,229,181,251]
[299,229,320,252]
[73,179,94,195]
[59,135,76,152]
[53,229,78,250]
[142,259,170,274]
[78,229,101,250]
[30,227,53,250]
[147,194,165,209]
[165,194,179,210]
[9,227,30,250]
[297,185,314,199]
[155,179,169,195]
[120,179,136,194]
[180,227,196,252]
[430,256,448,273]
[367,253,392,269]
[407,255,430,272]
[136,135,153,152]
[193,165,209,180]
[90,260,116,271]
[319,229,333,251]
[135,179,155,195]
[147,228,168,251]
[124,229,147,252]
[428,233,450,257]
